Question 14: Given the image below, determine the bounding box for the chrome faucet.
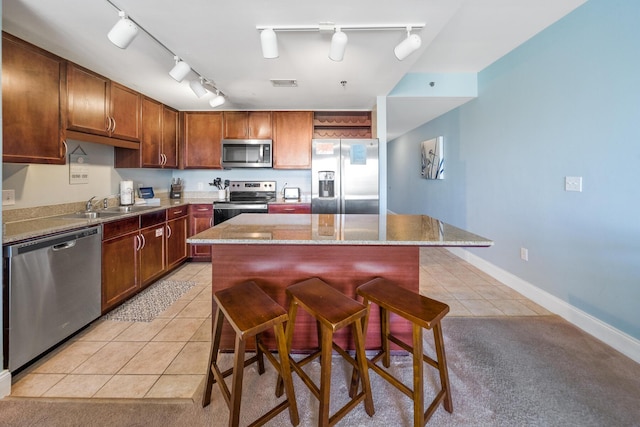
[85,196,96,212]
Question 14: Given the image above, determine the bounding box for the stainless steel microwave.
[221,139,272,168]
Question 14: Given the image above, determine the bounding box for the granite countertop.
[187,213,494,247]
[2,198,215,245]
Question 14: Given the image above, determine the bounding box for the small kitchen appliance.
[119,180,134,206]
[283,187,301,200]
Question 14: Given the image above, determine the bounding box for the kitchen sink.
[102,205,158,213]
[58,211,124,220]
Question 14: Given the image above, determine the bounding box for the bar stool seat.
[352,277,453,427]
[202,280,299,427]
[281,277,375,426]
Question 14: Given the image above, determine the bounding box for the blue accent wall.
[388,0,640,339]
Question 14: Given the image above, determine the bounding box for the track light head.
[329,28,348,62]
[107,11,139,49]
[260,28,279,59]
[189,78,208,98]
[394,27,422,61]
[169,56,191,82]
[209,92,226,108]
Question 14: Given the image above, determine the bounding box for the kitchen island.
[188,213,493,350]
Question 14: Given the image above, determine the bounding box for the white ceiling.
[2,0,586,140]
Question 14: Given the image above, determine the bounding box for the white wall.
[388,0,640,358]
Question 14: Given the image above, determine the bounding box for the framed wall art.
[421,136,444,179]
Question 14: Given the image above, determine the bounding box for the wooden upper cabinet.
[115,97,178,169]
[272,111,313,169]
[140,97,162,167]
[67,62,141,144]
[161,105,179,168]
[223,111,272,139]
[2,33,66,164]
[182,112,223,169]
[109,82,141,141]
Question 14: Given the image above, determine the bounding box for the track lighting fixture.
[209,91,226,108]
[260,28,279,59]
[107,11,138,49]
[394,27,422,61]
[169,56,191,82]
[104,1,227,106]
[256,23,424,62]
[189,78,208,98]
[329,27,348,62]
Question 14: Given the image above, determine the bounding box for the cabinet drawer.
[268,203,311,214]
[140,210,166,228]
[103,216,139,240]
[189,204,213,214]
[167,206,188,220]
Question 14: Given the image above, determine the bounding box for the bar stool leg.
[412,323,425,427]
[275,322,300,425]
[434,323,453,413]
[381,306,391,368]
[353,313,375,416]
[202,306,225,407]
[318,326,333,426]
[229,335,247,427]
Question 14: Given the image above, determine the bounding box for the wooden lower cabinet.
[167,207,188,269]
[102,217,140,312]
[189,204,213,261]
[139,223,166,287]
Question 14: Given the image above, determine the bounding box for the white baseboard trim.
[448,247,640,364]
[0,370,11,398]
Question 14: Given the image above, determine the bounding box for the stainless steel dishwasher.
[3,226,102,372]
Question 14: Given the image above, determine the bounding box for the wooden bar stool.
[351,277,453,427]
[202,280,299,427]
[280,277,375,426]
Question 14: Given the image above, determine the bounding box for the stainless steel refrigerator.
[311,139,379,214]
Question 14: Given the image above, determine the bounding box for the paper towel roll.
[120,180,134,206]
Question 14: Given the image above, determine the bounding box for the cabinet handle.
[167,224,172,238]
[172,210,183,215]
[111,117,116,133]
[160,153,166,165]
[134,235,141,251]
[139,233,146,249]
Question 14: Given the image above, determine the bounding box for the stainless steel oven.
[213,180,276,225]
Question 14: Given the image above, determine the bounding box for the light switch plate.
[565,176,582,192]
[2,189,15,206]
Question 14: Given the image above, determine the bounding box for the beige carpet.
[1,316,639,426]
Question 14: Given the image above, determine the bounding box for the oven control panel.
[228,181,276,192]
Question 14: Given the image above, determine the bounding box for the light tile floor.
[9,248,550,400]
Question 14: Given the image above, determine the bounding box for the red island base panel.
[211,244,418,351]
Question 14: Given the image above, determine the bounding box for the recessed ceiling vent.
[270,79,298,87]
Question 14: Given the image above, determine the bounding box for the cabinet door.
[102,230,139,312]
[109,82,141,141]
[167,216,188,270]
[223,111,248,138]
[139,225,166,287]
[189,204,213,261]
[182,112,223,169]
[223,111,271,138]
[141,97,163,167]
[162,105,179,168]
[67,63,109,136]
[248,111,272,138]
[2,33,65,164]
[273,111,313,169]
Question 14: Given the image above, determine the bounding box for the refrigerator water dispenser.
[318,171,335,198]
